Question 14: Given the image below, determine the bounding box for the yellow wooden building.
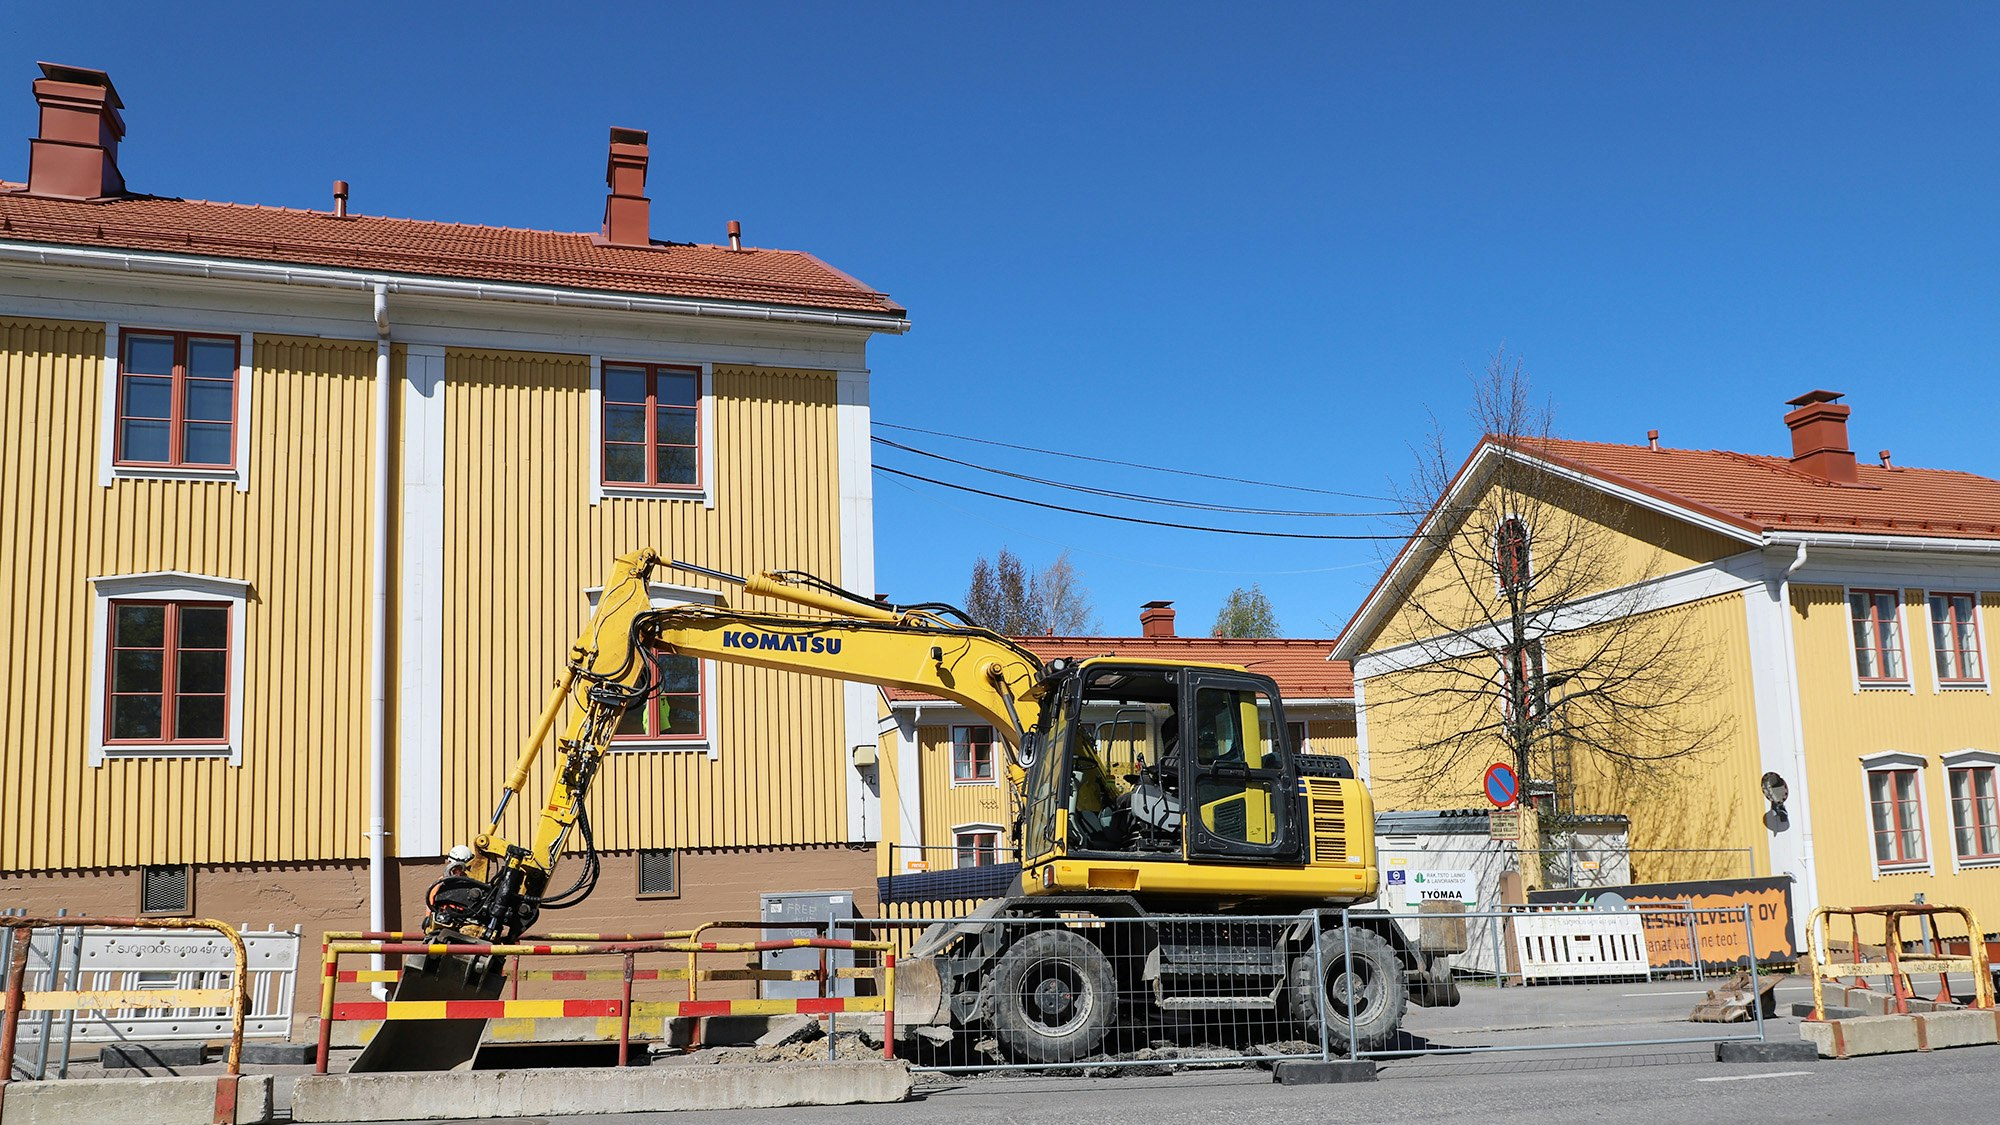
[0,64,906,941]
[1335,390,2000,929]
[875,601,1358,881]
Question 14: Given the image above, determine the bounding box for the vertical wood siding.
[917,724,1008,854]
[1792,584,2000,926]
[0,320,375,870]
[439,350,848,853]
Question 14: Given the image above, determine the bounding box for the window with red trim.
[116,331,238,468]
[952,725,996,784]
[954,829,1001,868]
[1849,590,1906,682]
[1867,767,1927,867]
[613,653,705,742]
[602,363,700,489]
[1928,593,1983,683]
[106,600,231,745]
[1495,518,1531,592]
[1949,765,2000,861]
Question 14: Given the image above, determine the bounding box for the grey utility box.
[760,890,858,999]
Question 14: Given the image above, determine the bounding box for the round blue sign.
[1483,762,1519,808]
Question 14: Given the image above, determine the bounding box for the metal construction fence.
[822,903,1773,1072]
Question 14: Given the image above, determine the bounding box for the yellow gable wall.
[0,319,376,870]
[1354,472,1750,656]
[1362,591,1768,884]
[438,349,851,853]
[1791,584,2000,926]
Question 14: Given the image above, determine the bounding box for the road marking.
[1695,1071,1813,1083]
[1621,986,1814,997]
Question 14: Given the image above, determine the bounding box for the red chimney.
[1139,600,1176,638]
[25,62,125,200]
[599,127,651,248]
[1783,390,1857,485]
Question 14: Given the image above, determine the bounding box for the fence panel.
[10,924,297,1044]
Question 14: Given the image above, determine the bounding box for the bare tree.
[1367,351,1729,826]
[1040,551,1100,634]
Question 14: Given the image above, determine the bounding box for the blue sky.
[10,3,1998,637]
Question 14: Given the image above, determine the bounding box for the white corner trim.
[96,325,118,488]
[836,368,880,843]
[1352,676,1372,784]
[894,708,923,855]
[585,581,724,760]
[588,358,716,508]
[1739,579,1817,915]
[87,571,251,766]
[396,344,447,856]
[234,331,253,493]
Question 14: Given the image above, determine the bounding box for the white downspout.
[369,283,392,995]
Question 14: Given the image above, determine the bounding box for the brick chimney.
[25,62,125,200]
[1783,390,1857,485]
[1139,600,1176,638]
[599,127,651,248]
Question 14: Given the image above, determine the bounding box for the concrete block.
[756,1014,825,1048]
[1913,1009,2000,1051]
[1800,1015,1922,1058]
[1,1074,272,1125]
[289,1061,912,1121]
[100,1041,208,1069]
[1273,1059,1377,1084]
[241,1041,319,1066]
[1791,1002,1864,1020]
[1715,1040,1818,1063]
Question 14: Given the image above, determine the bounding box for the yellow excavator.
[356,549,1444,1070]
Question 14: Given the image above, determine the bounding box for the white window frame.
[98,326,255,492]
[1845,587,1915,693]
[1940,749,2000,871]
[588,357,717,507]
[949,723,1000,789]
[88,571,251,765]
[1860,751,1932,877]
[1922,590,1990,693]
[583,580,722,759]
[951,822,1006,868]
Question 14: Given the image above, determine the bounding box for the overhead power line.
[873,436,1421,519]
[874,420,1403,503]
[873,465,1411,540]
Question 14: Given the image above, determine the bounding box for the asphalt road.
[312,1040,2000,1124]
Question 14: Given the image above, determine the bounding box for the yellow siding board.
[438,352,848,853]
[0,320,375,870]
[1792,585,2000,926]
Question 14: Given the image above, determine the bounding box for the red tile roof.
[0,185,904,317]
[885,636,1353,705]
[1521,436,2000,540]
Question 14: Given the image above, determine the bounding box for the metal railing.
[1804,903,1994,1019]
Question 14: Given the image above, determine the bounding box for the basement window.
[140,864,193,915]
[637,849,680,898]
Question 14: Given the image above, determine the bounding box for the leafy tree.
[1212,585,1281,637]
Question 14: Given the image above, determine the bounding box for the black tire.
[1289,926,1408,1053]
[985,928,1118,1063]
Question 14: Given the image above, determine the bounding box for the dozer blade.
[349,954,507,1072]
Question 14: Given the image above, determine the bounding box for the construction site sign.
[1488,809,1522,841]
[1528,876,1797,968]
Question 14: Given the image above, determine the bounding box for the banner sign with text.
[1527,875,1796,968]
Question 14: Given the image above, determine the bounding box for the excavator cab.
[1015,658,1357,901]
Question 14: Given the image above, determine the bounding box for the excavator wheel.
[985,928,1117,1063]
[1288,926,1407,1054]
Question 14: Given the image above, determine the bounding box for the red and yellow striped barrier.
[317,931,896,1073]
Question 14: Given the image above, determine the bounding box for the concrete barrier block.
[1272,1059,1377,1084]
[100,1041,208,1069]
[1913,1009,2000,1051]
[1,1074,273,1125]
[289,1061,911,1121]
[1715,1040,1818,1063]
[1800,1015,1922,1058]
[1790,1001,1864,1020]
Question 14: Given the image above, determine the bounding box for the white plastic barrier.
[1513,911,1650,982]
[11,924,298,1042]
